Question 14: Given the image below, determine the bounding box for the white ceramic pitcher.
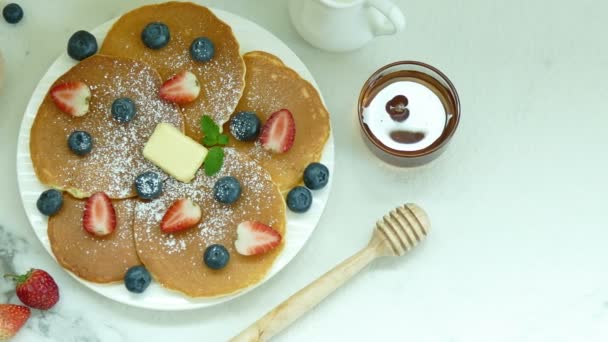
[288,0,406,52]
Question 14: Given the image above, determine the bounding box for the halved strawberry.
[161,198,202,233]
[50,81,91,117]
[259,109,296,153]
[83,192,116,236]
[159,71,200,104]
[234,221,282,256]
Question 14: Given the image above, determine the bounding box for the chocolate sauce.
[386,95,410,122]
[358,61,461,167]
[390,130,425,144]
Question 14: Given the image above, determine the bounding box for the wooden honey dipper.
[231,203,430,341]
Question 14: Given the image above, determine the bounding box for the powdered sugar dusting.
[46,57,183,198]
[226,53,331,191]
[133,148,282,258]
[47,198,140,281]
[159,22,242,127]
[74,199,135,251]
[116,20,245,132]
[248,140,290,181]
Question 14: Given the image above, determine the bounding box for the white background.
[1,0,607,341]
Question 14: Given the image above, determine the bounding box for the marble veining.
[0,226,111,341]
[23,313,109,342]
[0,225,27,303]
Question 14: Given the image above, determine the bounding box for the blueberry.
[124,265,152,293]
[68,131,93,156]
[134,171,163,200]
[213,176,241,204]
[204,244,230,270]
[36,189,63,216]
[303,163,330,190]
[286,186,312,213]
[67,30,98,61]
[189,37,215,62]
[3,3,23,24]
[141,22,170,50]
[229,111,261,141]
[111,98,136,123]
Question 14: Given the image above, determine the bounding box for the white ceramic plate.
[16,7,334,311]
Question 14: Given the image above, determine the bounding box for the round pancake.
[224,51,330,192]
[133,148,286,298]
[30,55,183,199]
[48,195,140,283]
[100,2,246,140]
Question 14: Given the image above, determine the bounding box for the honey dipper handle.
[230,237,385,342]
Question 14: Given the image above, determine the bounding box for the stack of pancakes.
[30,2,330,298]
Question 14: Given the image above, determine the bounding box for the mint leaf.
[217,134,229,146]
[204,147,224,176]
[200,115,230,147]
[203,135,217,147]
[200,115,220,146]
[201,115,219,137]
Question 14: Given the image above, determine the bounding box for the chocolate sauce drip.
[385,95,409,122]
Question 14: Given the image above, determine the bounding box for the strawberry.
[83,192,116,236]
[259,109,296,153]
[0,304,30,340]
[50,81,91,117]
[161,198,202,233]
[234,221,282,256]
[159,71,200,104]
[4,269,59,310]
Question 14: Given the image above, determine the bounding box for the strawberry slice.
[160,198,202,233]
[234,221,282,256]
[159,71,200,104]
[83,192,116,236]
[50,81,91,117]
[259,109,296,153]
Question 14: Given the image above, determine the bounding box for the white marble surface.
[1,0,608,341]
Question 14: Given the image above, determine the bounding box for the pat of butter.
[143,123,208,183]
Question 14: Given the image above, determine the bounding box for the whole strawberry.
[4,269,60,310]
[0,304,30,340]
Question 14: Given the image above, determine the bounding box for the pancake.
[224,51,330,192]
[100,1,246,140]
[133,148,286,297]
[30,55,183,199]
[48,195,140,283]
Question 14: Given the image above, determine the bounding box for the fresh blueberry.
[134,171,163,200]
[3,3,23,24]
[68,131,93,156]
[204,244,230,270]
[229,111,261,141]
[124,265,152,293]
[213,176,241,204]
[36,189,63,216]
[189,37,215,62]
[111,98,136,123]
[67,30,98,61]
[141,22,170,50]
[286,186,312,213]
[303,163,330,190]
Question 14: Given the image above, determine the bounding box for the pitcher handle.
[366,0,406,36]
